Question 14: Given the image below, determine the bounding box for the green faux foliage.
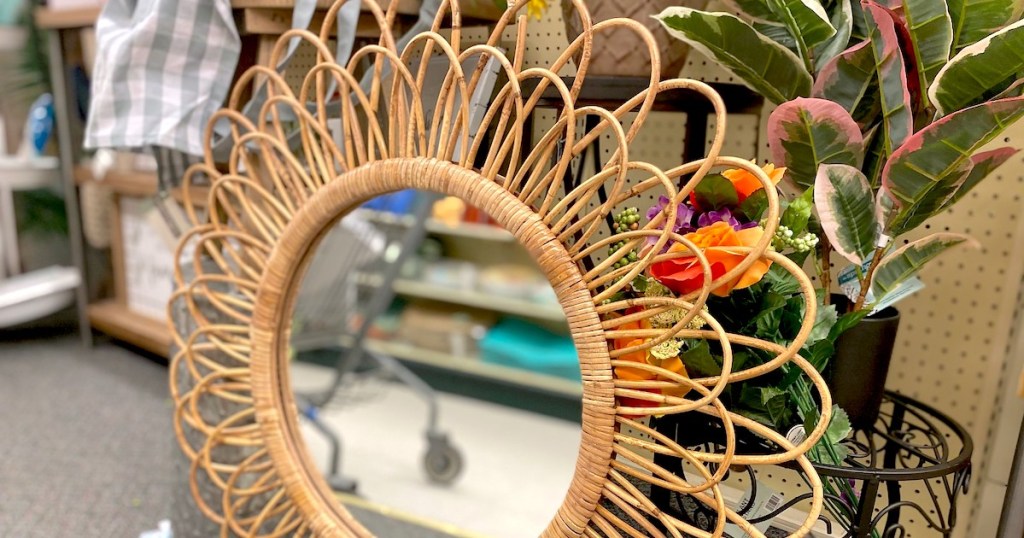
[692,173,738,210]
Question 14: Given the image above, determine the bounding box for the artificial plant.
[652,0,1024,532]
[657,0,1024,315]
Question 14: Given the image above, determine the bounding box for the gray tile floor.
[0,332,174,537]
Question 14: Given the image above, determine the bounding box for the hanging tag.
[837,253,923,315]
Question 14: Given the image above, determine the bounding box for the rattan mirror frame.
[169,1,832,536]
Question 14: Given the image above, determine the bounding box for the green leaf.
[737,188,770,221]
[694,174,739,210]
[780,339,834,388]
[871,233,979,298]
[722,0,780,22]
[761,386,793,427]
[781,188,815,235]
[888,160,973,234]
[825,405,853,445]
[813,0,854,69]
[850,0,870,40]
[863,1,914,155]
[763,263,804,296]
[754,291,791,338]
[766,0,838,65]
[993,79,1024,101]
[941,147,1019,210]
[881,97,1024,233]
[681,340,722,377]
[829,309,870,340]
[901,0,954,101]
[929,18,1024,116]
[807,338,836,370]
[780,296,807,340]
[768,97,865,188]
[948,0,1023,50]
[814,164,878,264]
[657,7,813,104]
[813,40,881,127]
[808,303,839,345]
[754,21,800,51]
[862,123,887,187]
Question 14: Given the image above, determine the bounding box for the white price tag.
[836,255,923,315]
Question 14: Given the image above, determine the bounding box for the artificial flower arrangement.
[604,162,831,435]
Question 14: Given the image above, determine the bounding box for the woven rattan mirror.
[169,1,832,536]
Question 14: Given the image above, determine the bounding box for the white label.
[723,484,783,537]
[837,255,923,315]
[786,425,807,446]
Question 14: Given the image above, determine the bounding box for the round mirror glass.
[288,190,583,537]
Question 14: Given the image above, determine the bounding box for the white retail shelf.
[391,279,565,322]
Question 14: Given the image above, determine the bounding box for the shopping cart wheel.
[423,438,463,485]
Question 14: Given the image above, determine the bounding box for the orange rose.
[611,317,691,413]
[723,163,785,202]
[613,318,653,382]
[649,221,772,297]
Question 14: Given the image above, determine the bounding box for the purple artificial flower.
[644,196,697,252]
[646,195,695,234]
[696,208,758,231]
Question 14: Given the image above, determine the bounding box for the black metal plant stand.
[649,391,973,537]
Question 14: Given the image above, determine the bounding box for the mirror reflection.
[288,190,582,537]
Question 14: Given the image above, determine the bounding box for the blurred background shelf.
[354,208,514,242]
[391,279,564,322]
[86,300,171,356]
[366,339,581,398]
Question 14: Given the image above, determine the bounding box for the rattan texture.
[168,1,831,536]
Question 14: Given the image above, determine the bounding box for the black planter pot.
[829,298,901,431]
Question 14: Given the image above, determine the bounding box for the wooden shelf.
[34,6,101,29]
[87,300,171,356]
[74,166,159,197]
[392,279,564,322]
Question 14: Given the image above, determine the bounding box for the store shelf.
[353,208,514,242]
[391,279,565,322]
[73,166,159,197]
[87,300,171,357]
[365,339,582,398]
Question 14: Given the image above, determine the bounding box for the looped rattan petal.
[170,1,830,536]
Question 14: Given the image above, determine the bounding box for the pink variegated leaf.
[768,97,865,188]
[940,147,1020,210]
[815,164,877,264]
[882,96,1024,234]
[862,0,914,154]
[813,41,878,127]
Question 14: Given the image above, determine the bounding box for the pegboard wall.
[518,1,1024,536]
[273,1,1023,534]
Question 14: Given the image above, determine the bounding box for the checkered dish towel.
[84,0,241,157]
